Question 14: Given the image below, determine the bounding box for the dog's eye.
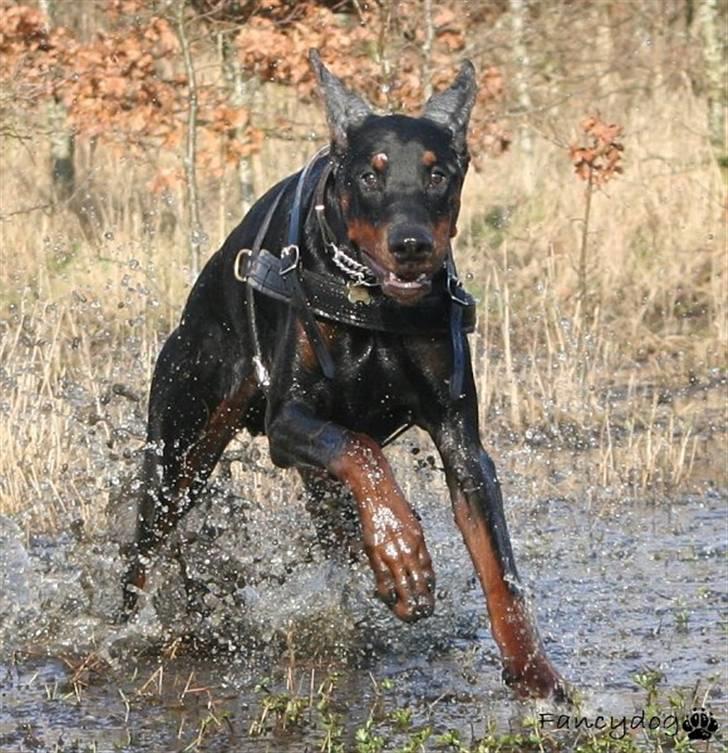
[428,169,448,188]
[360,171,379,189]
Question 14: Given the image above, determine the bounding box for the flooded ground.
[3,2,727,747]
[0,459,725,752]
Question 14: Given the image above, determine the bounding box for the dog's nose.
[389,228,434,262]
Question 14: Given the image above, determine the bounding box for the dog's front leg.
[267,401,435,623]
[431,410,569,701]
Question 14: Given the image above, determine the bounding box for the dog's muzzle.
[356,249,433,303]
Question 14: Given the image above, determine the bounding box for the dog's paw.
[502,654,572,703]
[368,529,436,623]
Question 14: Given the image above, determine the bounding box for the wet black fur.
[124,59,521,617]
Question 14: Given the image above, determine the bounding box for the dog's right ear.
[309,49,372,154]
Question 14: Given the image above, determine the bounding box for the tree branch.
[176,0,204,277]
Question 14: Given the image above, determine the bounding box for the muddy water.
[0,466,725,752]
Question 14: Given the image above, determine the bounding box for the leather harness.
[234,148,476,405]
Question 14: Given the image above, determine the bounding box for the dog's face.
[310,52,477,305]
[336,116,464,303]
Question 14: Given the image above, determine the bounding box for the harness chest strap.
[281,148,336,379]
[239,175,292,389]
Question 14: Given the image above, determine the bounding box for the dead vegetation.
[0,2,725,532]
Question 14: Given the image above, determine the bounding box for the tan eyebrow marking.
[371,152,388,172]
[422,150,437,167]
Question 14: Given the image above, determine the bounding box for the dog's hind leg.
[123,326,258,613]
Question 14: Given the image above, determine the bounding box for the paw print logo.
[682,707,719,741]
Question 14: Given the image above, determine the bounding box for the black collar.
[246,248,475,336]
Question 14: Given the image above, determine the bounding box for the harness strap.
[281,147,336,380]
[447,253,467,400]
[241,181,291,390]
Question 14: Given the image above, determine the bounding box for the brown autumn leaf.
[1,0,509,174]
[434,7,456,26]
[570,113,625,185]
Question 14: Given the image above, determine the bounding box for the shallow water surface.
[0,480,725,751]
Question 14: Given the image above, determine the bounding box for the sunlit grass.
[0,80,725,531]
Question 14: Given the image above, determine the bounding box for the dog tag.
[347,283,372,305]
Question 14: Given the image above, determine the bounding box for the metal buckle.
[279,244,300,276]
[233,248,252,282]
[447,273,467,305]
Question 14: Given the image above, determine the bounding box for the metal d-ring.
[233,248,253,282]
[279,244,300,276]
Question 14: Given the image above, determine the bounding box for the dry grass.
[0,77,725,532]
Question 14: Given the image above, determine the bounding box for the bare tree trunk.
[220,32,256,214]
[422,0,434,99]
[699,0,727,162]
[177,0,204,277]
[510,0,534,193]
[47,96,75,202]
[377,0,394,109]
[40,0,75,203]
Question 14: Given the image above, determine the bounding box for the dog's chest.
[321,331,441,435]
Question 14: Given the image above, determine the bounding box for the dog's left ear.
[309,49,372,154]
[422,61,477,157]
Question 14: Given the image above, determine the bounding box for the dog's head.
[310,51,476,304]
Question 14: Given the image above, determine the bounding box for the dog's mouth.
[381,270,432,302]
[358,251,434,304]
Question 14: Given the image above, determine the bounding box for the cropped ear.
[422,61,477,157]
[309,49,372,154]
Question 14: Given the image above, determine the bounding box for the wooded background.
[1,1,724,268]
[0,1,725,526]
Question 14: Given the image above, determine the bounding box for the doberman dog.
[123,50,568,701]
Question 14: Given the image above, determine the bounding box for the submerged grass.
[7,650,722,752]
[243,668,721,752]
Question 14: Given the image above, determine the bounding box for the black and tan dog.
[123,51,567,700]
